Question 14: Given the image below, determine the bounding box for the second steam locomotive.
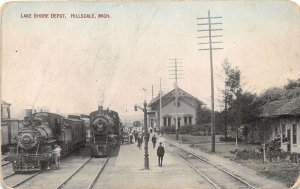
[89,106,121,157]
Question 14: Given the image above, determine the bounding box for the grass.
[164,134,300,187]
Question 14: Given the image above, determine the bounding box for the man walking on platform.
[134,130,138,143]
[129,132,133,144]
[152,135,157,149]
[157,142,165,167]
[137,134,143,150]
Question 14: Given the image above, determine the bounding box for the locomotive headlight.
[18,131,38,150]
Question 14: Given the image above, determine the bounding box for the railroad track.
[3,172,16,180]
[57,157,110,189]
[3,171,40,188]
[2,162,11,167]
[166,142,256,189]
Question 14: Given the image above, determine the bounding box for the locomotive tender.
[89,106,121,157]
[7,112,86,172]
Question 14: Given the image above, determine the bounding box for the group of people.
[129,130,165,167]
[133,131,144,149]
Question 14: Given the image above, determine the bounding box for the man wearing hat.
[52,144,62,169]
[157,142,165,167]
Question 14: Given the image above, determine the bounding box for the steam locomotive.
[89,106,121,157]
[7,112,86,172]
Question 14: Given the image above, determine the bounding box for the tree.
[260,78,300,103]
[220,59,242,138]
[259,87,285,103]
[284,78,300,90]
[196,105,211,124]
[234,92,262,125]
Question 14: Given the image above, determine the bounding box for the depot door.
[287,128,291,152]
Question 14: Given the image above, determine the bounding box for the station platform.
[94,134,212,189]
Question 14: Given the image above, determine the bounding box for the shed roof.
[261,97,300,117]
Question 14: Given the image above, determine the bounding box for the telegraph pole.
[169,59,183,140]
[152,85,154,100]
[159,78,162,132]
[197,10,223,152]
[143,101,149,170]
[134,102,149,170]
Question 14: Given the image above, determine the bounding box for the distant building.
[1,100,11,120]
[1,101,22,152]
[148,87,204,131]
[261,97,300,153]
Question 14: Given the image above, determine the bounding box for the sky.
[1,1,300,122]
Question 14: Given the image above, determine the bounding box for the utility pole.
[143,101,149,170]
[134,102,149,170]
[197,10,223,152]
[159,78,162,132]
[152,85,154,100]
[169,59,183,140]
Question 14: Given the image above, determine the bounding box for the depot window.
[184,116,192,125]
[293,124,297,144]
[163,116,171,127]
[184,117,187,124]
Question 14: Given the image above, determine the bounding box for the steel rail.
[2,162,11,167]
[57,157,93,189]
[3,173,16,180]
[166,147,221,189]
[87,157,110,189]
[11,172,40,188]
[166,141,256,189]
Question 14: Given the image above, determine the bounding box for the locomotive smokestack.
[98,106,103,114]
[26,109,33,120]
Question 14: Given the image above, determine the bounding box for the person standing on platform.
[52,144,62,169]
[157,142,165,167]
[152,135,157,149]
[137,134,143,150]
[129,132,133,144]
[134,130,138,143]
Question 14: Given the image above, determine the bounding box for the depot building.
[148,87,204,130]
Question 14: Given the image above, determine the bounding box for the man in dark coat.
[152,135,157,149]
[134,131,138,143]
[157,142,165,167]
[137,134,143,150]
